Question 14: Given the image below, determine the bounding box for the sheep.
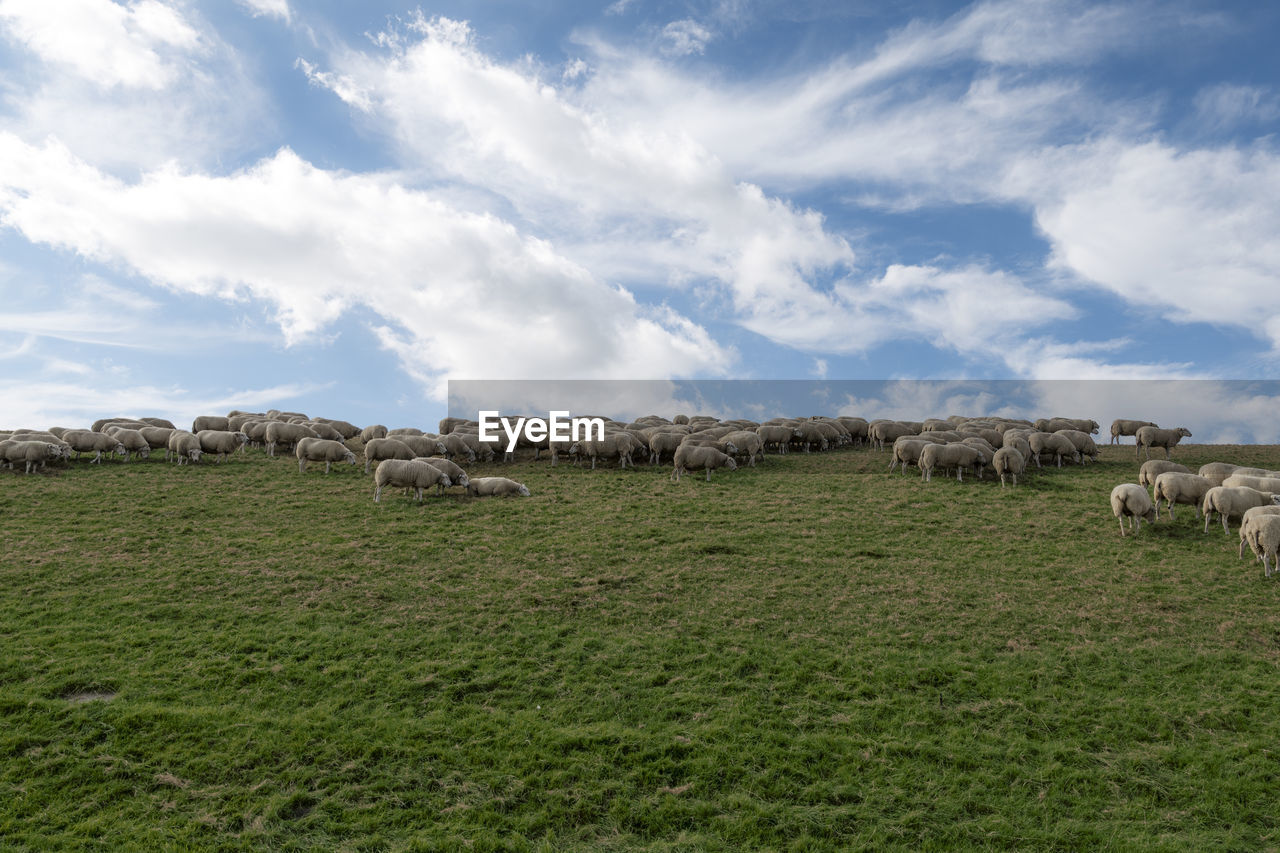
[570,434,641,469]
[1222,474,1280,494]
[394,434,446,458]
[991,447,1026,488]
[240,420,272,449]
[296,438,357,473]
[312,418,360,440]
[360,424,389,443]
[1238,506,1280,560]
[192,415,231,433]
[466,476,531,497]
[671,444,738,482]
[61,429,127,464]
[1242,516,1280,578]
[1110,419,1157,445]
[107,428,151,461]
[0,440,63,474]
[388,427,425,437]
[197,429,249,462]
[139,417,176,430]
[1054,429,1099,463]
[302,421,345,442]
[373,459,451,502]
[836,417,869,446]
[1135,426,1192,460]
[889,438,936,474]
[1111,484,1156,536]
[1151,472,1213,521]
[362,437,416,474]
[1198,462,1241,488]
[918,443,985,483]
[435,433,478,464]
[167,431,203,465]
[1201,486,1280,534]
[416,456,470,494]
[722,430,765,466]
[1037,417,1100,435]
[1138,460,1191,489]
[648,431,688,465]
[869,421,915,451]
[265,421,319,457]
[1027,433,1080,468]
[138,426,176,458]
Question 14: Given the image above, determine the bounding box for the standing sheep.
[373,459,451,502]
[1201,487,1280,534]
[192,415,231,433]
[918,443,985,483]
[1242,516,1280,578]
[991,447,1026,488]
[1238,506,1280,560]
[1135,426,1192,460]
[196,430,249,462]
[167,431,203,465]
[296,438,357,473]
[61,429,127,464]
[360,424,389,443]
[1110,419,1157,445]
[1027,433,1080,468]
[265,421,319,457]
[362,437,416,474]
[1151,472,1213,521]
[672,445,738,482]
[0,440,64,474]
[1198,462,1240,487]
[1138,460,1191,489]
[416,457,470,494]
[1111,484,1155,536]
[106,428,151,461]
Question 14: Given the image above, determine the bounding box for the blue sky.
[1,0,1279,435]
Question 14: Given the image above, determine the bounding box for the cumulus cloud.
[0,135,735,395]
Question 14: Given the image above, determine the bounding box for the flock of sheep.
[4,408,1279,573]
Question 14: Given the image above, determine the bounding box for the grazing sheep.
[918,443,985,483]
[1,440,63,474]
[1201,486,1280,534]
[373,459,451,502]
[1138,460,1191,489]
[296,437,357,473]
[394,434,446,457]
[869,421,915,451]
[1111,484,1156,536]
[265,421,319,457]
[1151,472,1213,521]
[360,424,389,443]
[138,426,175,458]
[139,417,177,430]
[435,433,477,464]
[312,418,360,440]
[388,427,425,437]
[1037,417,1100,435]
[1198,462,1241,488]
[362,437,416,474]
[197,429,249,462]
[302,421,345,442]
[889,438,936,474]
[167,431,203,465]
[61,429,127,464]
[1054,429,1099,463]
[570,434,641,469]
[722,430,765,466]
[192,415,231,433]
[648,431,688,465]
[1242,516,1280,578]
[416,456,470,494]
[107,428,151,461]
[1135,426,1192,460]
[992,447,1026,488]
[1027,433,1080,469]
[1110,419,1157,445]
[672,444,738,482]
[466,476,531,497]
[1238,506,1280,560]
[1222,474,1280,494]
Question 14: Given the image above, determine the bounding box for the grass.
[4,441,1280,850]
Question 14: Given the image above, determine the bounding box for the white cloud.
[236,0,290,23]
[0,135,735,394]
[661,19,713,56]
[1193,83,1280,132]
[0,0,200,90]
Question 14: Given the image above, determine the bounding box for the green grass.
[4,443,1280,850]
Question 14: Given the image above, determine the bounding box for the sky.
[1,0,1279,437]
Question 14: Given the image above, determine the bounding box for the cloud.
[0,0,200,90]
[0,134,735,396]
[660,19,713,56]
[236,0,290,23]
[1192,83,1280,132]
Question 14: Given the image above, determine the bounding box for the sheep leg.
[325,462,332,474]
[1222,514,1230,535]
[1204,511,1212,534]
[1118,516,1126,536]
[298,459,306,473]
[705,467,711,482]
[1167,503,1176,521]
[374,485,382,502]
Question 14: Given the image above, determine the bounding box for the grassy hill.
[4,442,1280,850]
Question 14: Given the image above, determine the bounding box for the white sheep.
[1110,484,1155,536]
[61,429,127,464]
[265,421,319,457]
[1222,474,1280,493]
[192,415,230,433]
[1135,426,1192,460]
[196,429,249,462]
[648,431,688,465]
[435,433,478,464]
[296,438,357,473]
[991,447,1026,488]
[1027,433,1080,468]
[1138,460,1190,489]
[362,437,416,474]
[415,456,470,494]
[1151,472,1213,521]
[373,459,451,502]
[1110,419,1157,445]
[570,434,639,469]
[918,443,984,483]
[1054,429,1099,463]
[672,444,738,482]
[107,428,151,461]
[722,430,765,466]
[167,431,203,465]
[1238,506,1280,561]
[1242,515,1280,578]
[0,440,63,474]
[889,438,938,474]
[360,424,389,443]
[1201,486,1280,534]
[1197,462,1240,488]
[466,476,531,497]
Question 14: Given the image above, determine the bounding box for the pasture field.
[3,442,1280,850]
